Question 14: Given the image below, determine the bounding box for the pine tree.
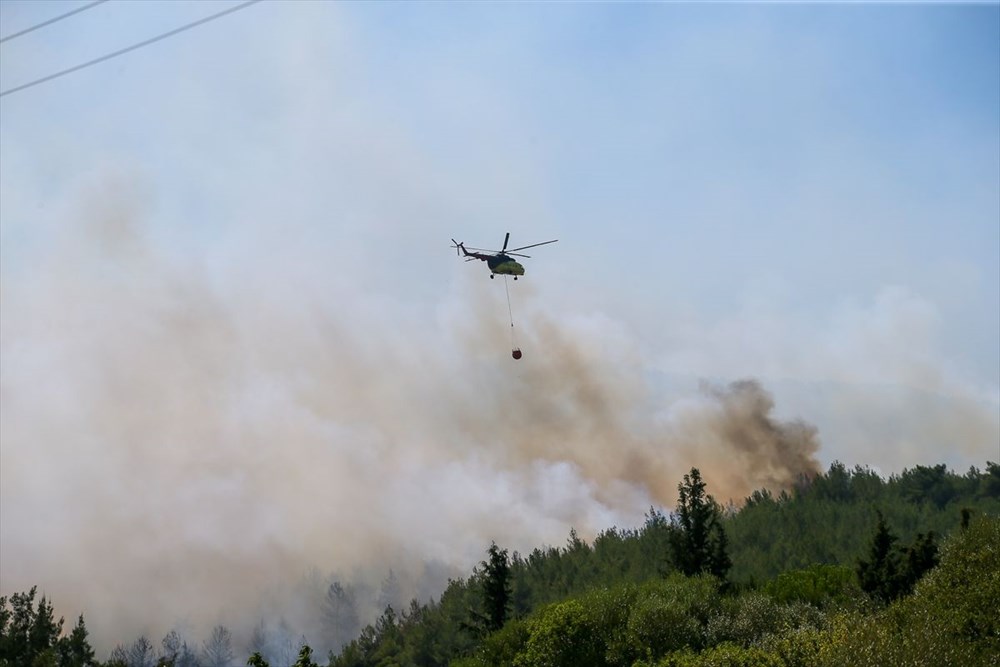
[901,531,939,594]
[0,587,66,666]
[671,468,732,580]
[58,615,96,667]
[323,582,360,652]
[107,644,129,667]
[126,635,156,667]
[292,645,318,667]
[482,542,512,632]
[638,506,674,578]
[28,595,63,661]
[857,511,903,603]
[247,621,269,660]
[377,571,401,614]
[0,589,30,663]
[175,642,199,667]
[370,608,402,664]
[247,652,270,667]
[247,651,271,667]
[708,518,732,580]
[202,626,234,667]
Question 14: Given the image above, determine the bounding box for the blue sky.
[1,0,998,648]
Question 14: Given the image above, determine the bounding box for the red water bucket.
[512,348,522,360]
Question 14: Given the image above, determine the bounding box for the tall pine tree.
[670,468,732,580]
[481,542,512,633]
[857,511,904,603]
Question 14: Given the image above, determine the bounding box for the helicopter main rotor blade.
[507,239,558,253]
[463,246,499,253]
[502,232,510,253]
[506,252,530,258]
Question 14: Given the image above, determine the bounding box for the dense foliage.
[325,461,1000,667]
[2,461,997,667]
[727,461,999,582]
[0,587,95,667]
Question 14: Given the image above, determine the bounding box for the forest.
[2,461,998,667]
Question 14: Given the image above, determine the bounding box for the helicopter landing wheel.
[490,274,494,279]
[514,276,518,280]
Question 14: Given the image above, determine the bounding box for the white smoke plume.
[1,172,822,656]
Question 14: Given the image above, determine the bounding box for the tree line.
[2,461,997,666]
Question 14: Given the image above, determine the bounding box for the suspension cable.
[504,276,520,355]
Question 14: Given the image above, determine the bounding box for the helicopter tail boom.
[452,239,491,263]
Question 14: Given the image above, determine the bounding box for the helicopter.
[451,232,558,279]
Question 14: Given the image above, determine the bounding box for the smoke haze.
[0,175,825,654]
[1,2,997,659]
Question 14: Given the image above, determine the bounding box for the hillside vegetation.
[2,462,998,667]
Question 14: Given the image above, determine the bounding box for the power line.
[0,0,262,99]
[0,0,110,44]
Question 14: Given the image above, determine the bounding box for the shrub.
[764,565,859,607]
[513,599,606,667]
[654,643,786,666]
[623,575,720,661]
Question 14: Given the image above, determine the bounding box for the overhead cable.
[0,0,262,98]
[0,0,110,44]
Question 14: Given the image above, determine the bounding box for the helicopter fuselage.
[487,254,525,276]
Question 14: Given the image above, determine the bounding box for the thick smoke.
[0,177,821,655]
[699,379,820,495]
